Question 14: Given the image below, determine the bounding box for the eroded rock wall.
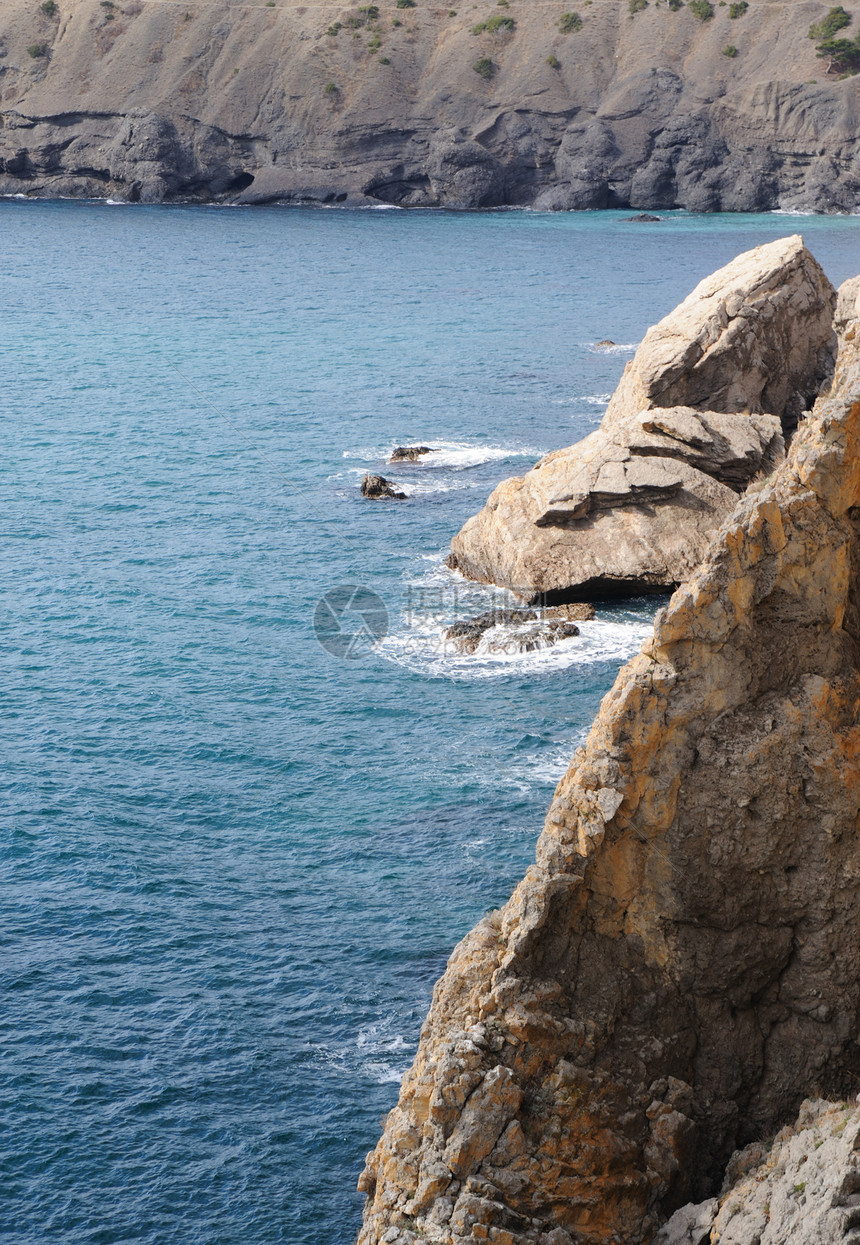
[357,331,860,1244]
[3,0,860,208]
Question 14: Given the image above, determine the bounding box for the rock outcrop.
[3,0,860,210]
[361,472,406,499]
[357,323,860,1242]
[391,447,435,463]
[448,236,835,602]
[443,608,590,655]
[657,1098,860,1245]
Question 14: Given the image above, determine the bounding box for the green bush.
[815,32,860,69]
[809,6,851,39]
[729,0,747,14]
[546,52,560,67]
[688,0,714,18]
[379,54,390,61]
[629,0,647,11]
[324,81,338,93]
[326,22,342,34]
[667,0,683,8]
[723,42,738,54]
[40,0,58,14]
[395,0,415,6]
[473,55,495,76]
[359,4,379,15]
[471,13,514,32]
[558,10,582,30]
[27,42,46,55]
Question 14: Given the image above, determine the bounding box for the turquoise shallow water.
[3,203,860,1245]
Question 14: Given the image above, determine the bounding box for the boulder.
[361,473,406,499]
[449,408,784,600]
[448,237,835,601]
[602,235,835,434]
[835,275,860,334]
[390,446,434,462]
[443,608,583,654]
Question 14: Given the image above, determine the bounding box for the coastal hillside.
[2,0,860,208]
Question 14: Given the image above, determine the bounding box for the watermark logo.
[313,584,389,659]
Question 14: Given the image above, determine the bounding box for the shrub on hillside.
[629,0,648,12]
[815,32,860,70]
[723,42,738,55]
[558,10,582,30]
[473,55,495,76]
[689,0,714,18]
[809,5,851,39]
[40,0,58,15]
[470,13,514,32]
[729,0,747,15]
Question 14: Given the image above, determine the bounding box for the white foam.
[342,440,541,470]
[376,615,655,683]
[588,341,639,355]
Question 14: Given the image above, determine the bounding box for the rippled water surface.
[4,203,860,1244]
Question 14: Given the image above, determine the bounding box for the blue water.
[3,202,860,1245]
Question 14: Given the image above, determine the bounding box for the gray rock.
[390,446,434,462]
[654,1199,717,1245]
[361,473,406,499]
[443,608,582,654]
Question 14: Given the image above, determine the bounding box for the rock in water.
[360,473,406,499]
[358,332,860,1243]
[624,213,663,222]
[390,446,434,462]
[448,236,835,602]
[443,609,583,654]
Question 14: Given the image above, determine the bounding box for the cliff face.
[357,326,860,1244]
[3,0,860,209]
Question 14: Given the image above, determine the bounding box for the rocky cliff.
[3,0,860,209]
[356,313,860,1242]
[448,235,836,601]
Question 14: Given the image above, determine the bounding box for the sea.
[3,201,860,1245]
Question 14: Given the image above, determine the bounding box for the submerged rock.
[390,446,435,462]
[625,212,663,222]
[358,329,860,1242]
[443,608,583,654]
[449,236,835,601]
[360,473,406,499]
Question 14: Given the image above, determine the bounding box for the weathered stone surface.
[663,1099,860,1245]
[361,473,406,500]
[449,237,833,601]
[358,332,860,1244]
[653,1198,716,1245]
[603,235,836,433]
[836,276,860,335]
